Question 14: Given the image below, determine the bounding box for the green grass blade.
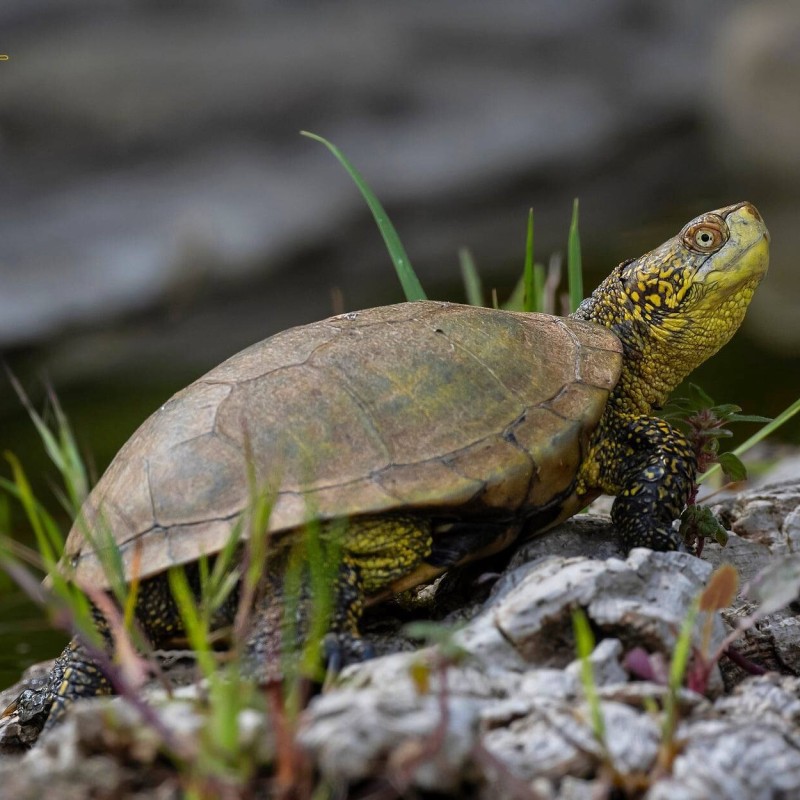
[301,520,339,679]
[3,453,63,568]
[502,275,525,311]
[663,599,698,742]
[523,209,538,312]
[571,608,606,746]
[301,130,427,301]
[168,566,217,678]
[699,396,800,483]
[567,198,584,313]
[459,248,484,306]
[6,374,89,517]
[50,389,89,514]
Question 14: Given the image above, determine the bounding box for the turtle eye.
[684,221,726,253]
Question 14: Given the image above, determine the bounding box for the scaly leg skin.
[580,414,696,552]
[13,608,114,735]
[314,514,434,671]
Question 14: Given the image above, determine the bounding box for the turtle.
[6,201,769,736]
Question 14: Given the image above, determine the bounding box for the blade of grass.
[660,597,699,765]
[699,396,800,483]
[168,566,218,678]
[567,198,583,313]
[3,453,63,568]
[523,209,538,312]
[502,274,525,311]
[301,131,426,302]
[459,248,484,307]
[6,372,88,516]
[571,609,606,747]
[48,385,89,514]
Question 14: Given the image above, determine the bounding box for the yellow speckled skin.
[573,202,768,549]
[11,202,768,735]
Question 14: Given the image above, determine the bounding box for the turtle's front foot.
[11,687,52,726]
[322,631,375,673]
[615,510,686,553]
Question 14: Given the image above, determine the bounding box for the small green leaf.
[703,428,734,439]
[700,396,800,483]
[571,608,606,746]
[680,505,729,546]
[717,452,748,483]
[663,597,698,743]
[726,413,773,424]
[502,274,525,311]
[687,383,715,410]
[710,404,742,418]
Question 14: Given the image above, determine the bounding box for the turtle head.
[574,202,769,413]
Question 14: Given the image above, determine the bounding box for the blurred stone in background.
[711,1,800,354]
[0,0,797,416]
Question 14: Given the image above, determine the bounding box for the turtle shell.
[63,301,622,586]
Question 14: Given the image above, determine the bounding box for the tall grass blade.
[663,598,698,743]
[302,520,340,680]
[522,209,539,312]
[6,373,89,516]
[502,275,525,311]
[3,453,63,568]
[459,248,484,307]
[571,608,606,746]
[699,396,800,483]
[301,130,427,301]
[567,198,583,313]
[168,566,217,678]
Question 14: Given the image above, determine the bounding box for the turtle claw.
[13,688,51,724]
[322,632,374,674]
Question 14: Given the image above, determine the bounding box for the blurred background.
[1,0,799,683]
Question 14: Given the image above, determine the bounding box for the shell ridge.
[500,412,540,506]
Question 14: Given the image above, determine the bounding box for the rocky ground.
[1,466,799,799]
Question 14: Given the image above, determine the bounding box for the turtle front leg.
[581,414,696,552]
[10,569,216,737]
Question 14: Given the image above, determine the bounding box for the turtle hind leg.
[327,514,433,667]
[245,514,434,677]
